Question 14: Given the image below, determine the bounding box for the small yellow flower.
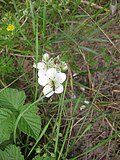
[7,24,15,31]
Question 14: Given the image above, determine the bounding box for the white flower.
[33,54,67,98]
[42,68,66,97]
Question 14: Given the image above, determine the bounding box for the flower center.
[49,78,57,91]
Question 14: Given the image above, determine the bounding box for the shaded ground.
[66,10,120,160]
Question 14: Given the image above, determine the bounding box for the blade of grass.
[9,48,33,55]
[12,0,20,16]
[77,62,120,75]
[34,15,39,101]
[68,0,82,18]
[27,117,52,158]
[42,0,47,53]
[84,18,115,38]
[86,0,95,11]
[82,0,109,12]
[70,130,120,160]
[14,16,32,46]
[54,80,68,157]
[0,0,6,4]
[58,121,71,160]
[78,5,120,53]
[29,0,35,34]
[73,93,83,114]
[65,74,106,156]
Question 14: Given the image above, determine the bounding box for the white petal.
[37,62,46,70]
[43,85,54,97]
[33,63,37,68]
[46,68,57,80]
[55,72,66,84]
[38,69,46,77]
[55,84,63,94]
[33,62,46,70]
[38,74,49,86]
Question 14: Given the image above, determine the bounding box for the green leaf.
[32,155,55,160]
[0,145,24,160]
[0,88,26,111]
[0,108,15,143]
[18,104,41,140]
[0,0,6,4]
[0,150,6,160]
[79,46,98,55]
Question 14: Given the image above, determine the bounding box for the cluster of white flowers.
[33,53,68,97]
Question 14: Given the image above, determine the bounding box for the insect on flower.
[7,24,15,31]
[51,80,55,91]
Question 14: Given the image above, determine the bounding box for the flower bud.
[42,53,50,61]
[65,9,70,13]
[84,100,89,104]
[80,87,85,92]
[35,147,41,154]
[61,62,68,72]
